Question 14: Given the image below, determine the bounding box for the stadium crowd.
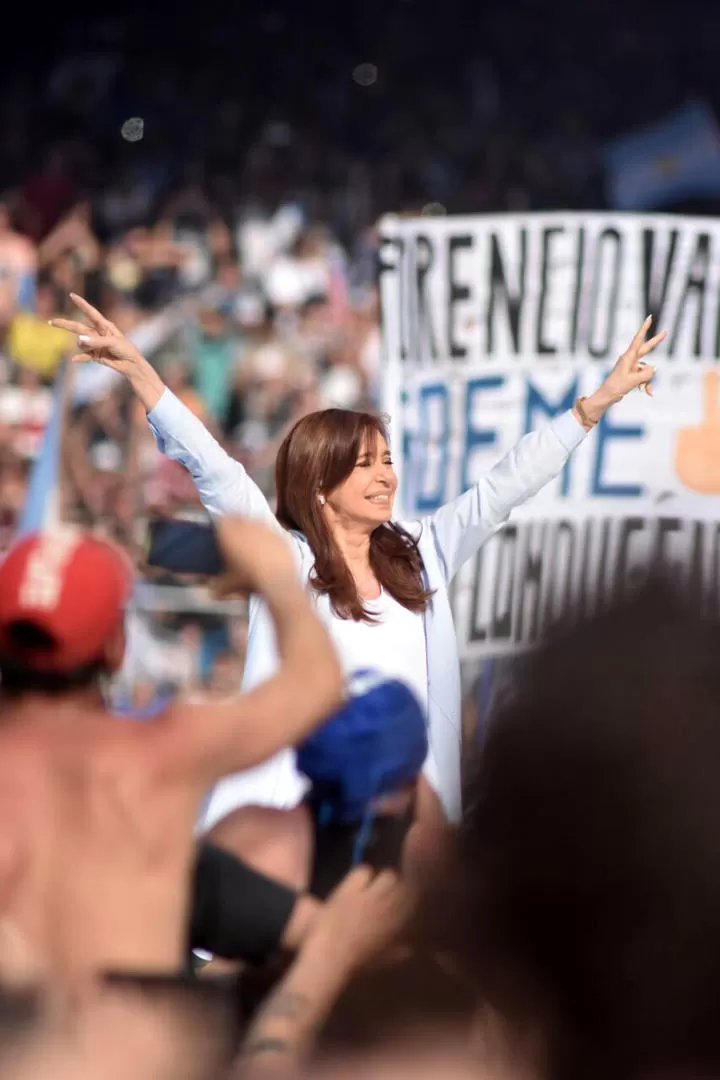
[5,3,720,1077]
[0,0,717,700]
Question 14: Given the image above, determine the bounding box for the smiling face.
[324,430,398,528]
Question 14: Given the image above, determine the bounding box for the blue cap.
[297,670,428,824]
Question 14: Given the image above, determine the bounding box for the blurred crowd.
[0,0,716,701]
[8,580,720,1080]
[5,4,720,1079]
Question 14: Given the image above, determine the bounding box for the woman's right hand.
[52,293,166,410]
[52,293,145,373]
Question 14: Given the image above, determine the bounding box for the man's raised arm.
[153,518,344,785]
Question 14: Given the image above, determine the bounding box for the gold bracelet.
[575,397,597,430]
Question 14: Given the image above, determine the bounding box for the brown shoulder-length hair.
[275,408,432,622]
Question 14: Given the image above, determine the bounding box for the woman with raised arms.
[53,295,665,894]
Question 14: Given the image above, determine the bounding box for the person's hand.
[51,293,147,376]
[303,866,416,979]
[211,517,299,599]
[602,316,666,399]
[579,317,667,426]
[52,294,166,411]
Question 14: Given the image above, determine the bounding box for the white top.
[316,590,428,715]
[147,389,588,826]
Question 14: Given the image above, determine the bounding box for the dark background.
[2,0,715,230]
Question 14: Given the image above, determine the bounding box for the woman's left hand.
[578,317,667,427]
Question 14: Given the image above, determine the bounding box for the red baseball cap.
[0,527,133,673]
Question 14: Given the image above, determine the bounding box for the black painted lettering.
[377,236,406,360]
[535,227,563,355]
[405,235,419,364]
[668,232,710,357]
[653,517,682,578]
[486,228,527,355]
[688,520,705,610]
[547,521,575,623]
[595,518,612,610]
[575,518,595,620]
[570,226,586,354]
[516,522,545,644]
[587,228,622,359]
[447,234,473,360]
[376,235,401,281]
[491,526,518,642]
[414,234,438,362]
[615,517,647,600]
[642,228,679,334]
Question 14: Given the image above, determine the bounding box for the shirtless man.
[0,517,342,1030]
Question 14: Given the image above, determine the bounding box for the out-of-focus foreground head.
[442,579,720,1080]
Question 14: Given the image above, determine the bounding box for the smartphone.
[145,518,225,576]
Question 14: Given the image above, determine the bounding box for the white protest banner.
[379,211,720,375]
[449,505,720,658]
[379,212,720,659]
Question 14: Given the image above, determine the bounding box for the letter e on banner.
[462,377,503,493]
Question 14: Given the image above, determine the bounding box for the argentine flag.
[603,100,720,211]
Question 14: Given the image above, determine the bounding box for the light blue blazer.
[147,390,587,825]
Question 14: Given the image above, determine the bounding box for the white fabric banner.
[379,211,720,657]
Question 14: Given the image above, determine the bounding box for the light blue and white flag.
[604,100,720,211]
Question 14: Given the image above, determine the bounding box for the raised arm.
[234,867,413,1079]
[52,293,276,524]
[145,388,276,521]
[153,517,344,787]
[418,317,667,583]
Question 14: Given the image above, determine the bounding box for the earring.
[318,494,326,506]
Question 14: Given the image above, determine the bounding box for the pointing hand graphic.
[675,369,720,494]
